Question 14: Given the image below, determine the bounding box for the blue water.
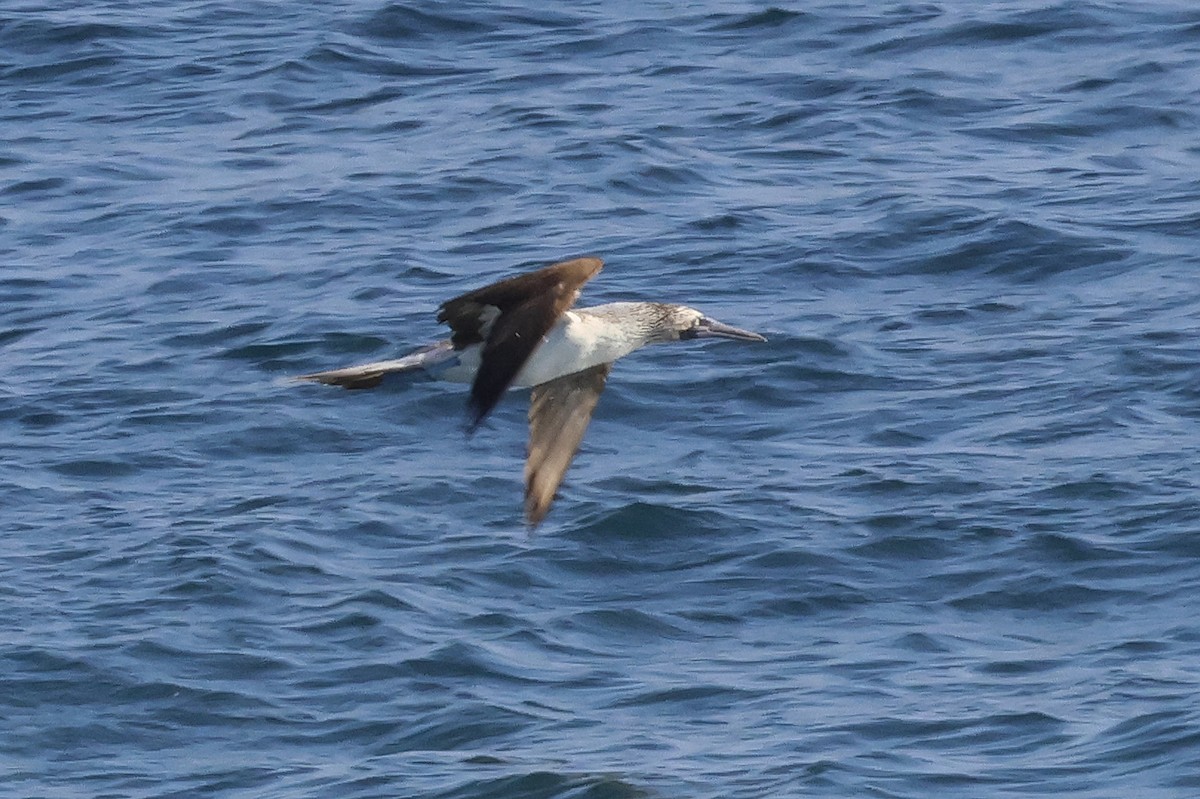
[4,1,1200,796]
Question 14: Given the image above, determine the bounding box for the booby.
[296,257,765,526]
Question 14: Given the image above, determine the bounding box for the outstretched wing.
[524,363,612,527]
[437,257,603,430]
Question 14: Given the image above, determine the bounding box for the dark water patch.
[885,86,1000,118]
[905,219,1130,281]
[977,658,1063,676]
[566,502,729,542]
[751,583,875,619]
[199,420,364,458]
[403,641,539,684]
[893,631,953,654]
[610,682,763,710]
[18,409,68,428]
[357,5,496,42]
[5,54,124,83]
[559,608,690,642]
[124,639,293,684]
[849,532,955,562]
[858,5,1119,57]
[463,610,525,631]
[0,325,39,346]
[948,578,1129,613]
[378,702,535,753]
[0,19,144,50]
[429,771,651,799]
[1103,638,1172,657]
[49,458,141,479]
[187,209,267,237]
[608,164,711,197]
[294,610,381,634]
[745,547,841,572]
[2,176,69,196]
[1025,532,1128,564]
[300,86,408,114]
[706,8,809,33]
[1083,710,1200,770]
[1030,474,1140,503]
[863,427,928,446]
[842,710,1067,747]
[306,42,470,79]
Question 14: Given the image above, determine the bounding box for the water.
[4,2,1200,796]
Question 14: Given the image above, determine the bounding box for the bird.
[296,257,766,526]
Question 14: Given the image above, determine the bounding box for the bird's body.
[438,303,677,387]
[297,258,765,525]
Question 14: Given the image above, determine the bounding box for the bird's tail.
[294,340,455,390]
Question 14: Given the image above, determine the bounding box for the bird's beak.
[688,316,767,342]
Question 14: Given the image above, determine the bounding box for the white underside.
[438,309,645,387]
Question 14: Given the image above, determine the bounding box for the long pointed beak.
[690,316,767,342]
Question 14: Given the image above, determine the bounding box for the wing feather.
[524,363,612,526]
[436,257,603,430]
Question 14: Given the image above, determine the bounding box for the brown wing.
[437,257,603,431]
[524,363,612,527]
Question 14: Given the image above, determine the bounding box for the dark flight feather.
[436,257,603,430]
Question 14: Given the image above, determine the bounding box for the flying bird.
[296,257,765,526]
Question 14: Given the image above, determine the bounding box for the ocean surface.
[4,2,1200,796]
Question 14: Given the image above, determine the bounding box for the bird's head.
[651,304,767,344]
